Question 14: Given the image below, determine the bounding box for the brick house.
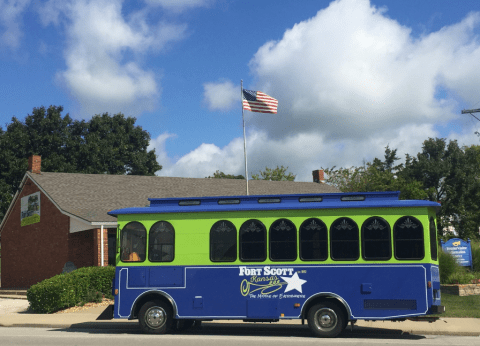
[0,155,337,288]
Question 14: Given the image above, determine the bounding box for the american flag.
[242,89,278,114]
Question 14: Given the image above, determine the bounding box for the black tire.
[307,302,345,338]
[138,300,173,334]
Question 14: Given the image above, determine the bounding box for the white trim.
[92,222,118,226]
[101,225,104,267]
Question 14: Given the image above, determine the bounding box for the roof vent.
[179,200,201,206]
[341,195,365,201]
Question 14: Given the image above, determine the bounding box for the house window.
[240,219,266,262]
[120,222,146,262]
[108,232,116,266]
[210,220,237,262]
[300,218,328,261]
[149,221,175,262]
[270,219,297,261]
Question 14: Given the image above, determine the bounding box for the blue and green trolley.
[108,191,444,337]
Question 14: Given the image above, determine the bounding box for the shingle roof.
[27,172,340,223]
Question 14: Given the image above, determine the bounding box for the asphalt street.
[0,327,479,346]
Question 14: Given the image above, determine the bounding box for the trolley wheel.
[138,300,173,334]
[307,302,345,338]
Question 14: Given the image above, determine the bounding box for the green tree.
[326,139,480,239]
[322,165,365,192]
[323,146,427,200]
[401,138,480,239]
[0,105,162,223]
[206,170,245,179]
[251,165,296,181]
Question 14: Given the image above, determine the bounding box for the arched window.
[120,222,146,262]
[239,219,266,262]
[429,217,438,261]
[210,220,237,262]
[361,217,391,260]
[300,218,327,261]
[394,216,424,260]
[330,217,359,260]
[149,221,174,262]
[269,219,297,261]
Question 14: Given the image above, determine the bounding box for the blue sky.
[1,0,480,182]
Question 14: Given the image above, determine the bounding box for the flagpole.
[241,80,249,195]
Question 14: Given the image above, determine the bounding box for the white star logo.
[281,272,307,293]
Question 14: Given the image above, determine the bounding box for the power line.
[461,109,480,122]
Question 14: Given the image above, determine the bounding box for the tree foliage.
[251,165,296,181]
[206,170,245,179]
[324,140,480,240]
[402,138,480,239]
[323,146,427,200]
[0,105,162,223]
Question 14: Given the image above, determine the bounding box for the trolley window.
[240,219,266,262]
[330,217,359,260]
[361,217,391,260]
[300,218,328,261]
[149,221,175,262]
[269,219,297,261]
[120,221,146,262]
[210,220,237,262]
[394,216,424,260]
[429,217,438,261]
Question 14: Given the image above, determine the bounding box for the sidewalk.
[0,298,479,336]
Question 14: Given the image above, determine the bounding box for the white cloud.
[154,123,442,182]
[203,80,238,111]
[40,0,187,117]
[155,136,246,178]
[148,132,177,171]
[0,0,30,50]
[182,0,480,181]
[247,0,480,142]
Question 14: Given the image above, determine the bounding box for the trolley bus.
[108,191,444,337]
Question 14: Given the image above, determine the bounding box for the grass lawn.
[433,293,480,318]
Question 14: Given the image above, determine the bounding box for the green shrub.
[444,269,480,284]
[471,240,480,272]
[27,266,115,314]
[439,249,461,284]
[82,290,103,304]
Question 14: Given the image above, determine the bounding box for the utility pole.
[461,108,480,122]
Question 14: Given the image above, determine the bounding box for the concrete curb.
[0,295,27,300]
[0,322,139,330]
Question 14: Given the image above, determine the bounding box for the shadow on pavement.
[51,321,426,340]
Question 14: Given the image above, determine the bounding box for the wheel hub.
[146,307,166,328]
[315,308,337,331]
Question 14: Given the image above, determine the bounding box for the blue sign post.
[441,238,473,270]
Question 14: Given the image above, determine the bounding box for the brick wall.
[68,229,94,268]
[1,178,70,288]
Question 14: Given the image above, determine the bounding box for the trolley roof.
[107,191,441,216]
